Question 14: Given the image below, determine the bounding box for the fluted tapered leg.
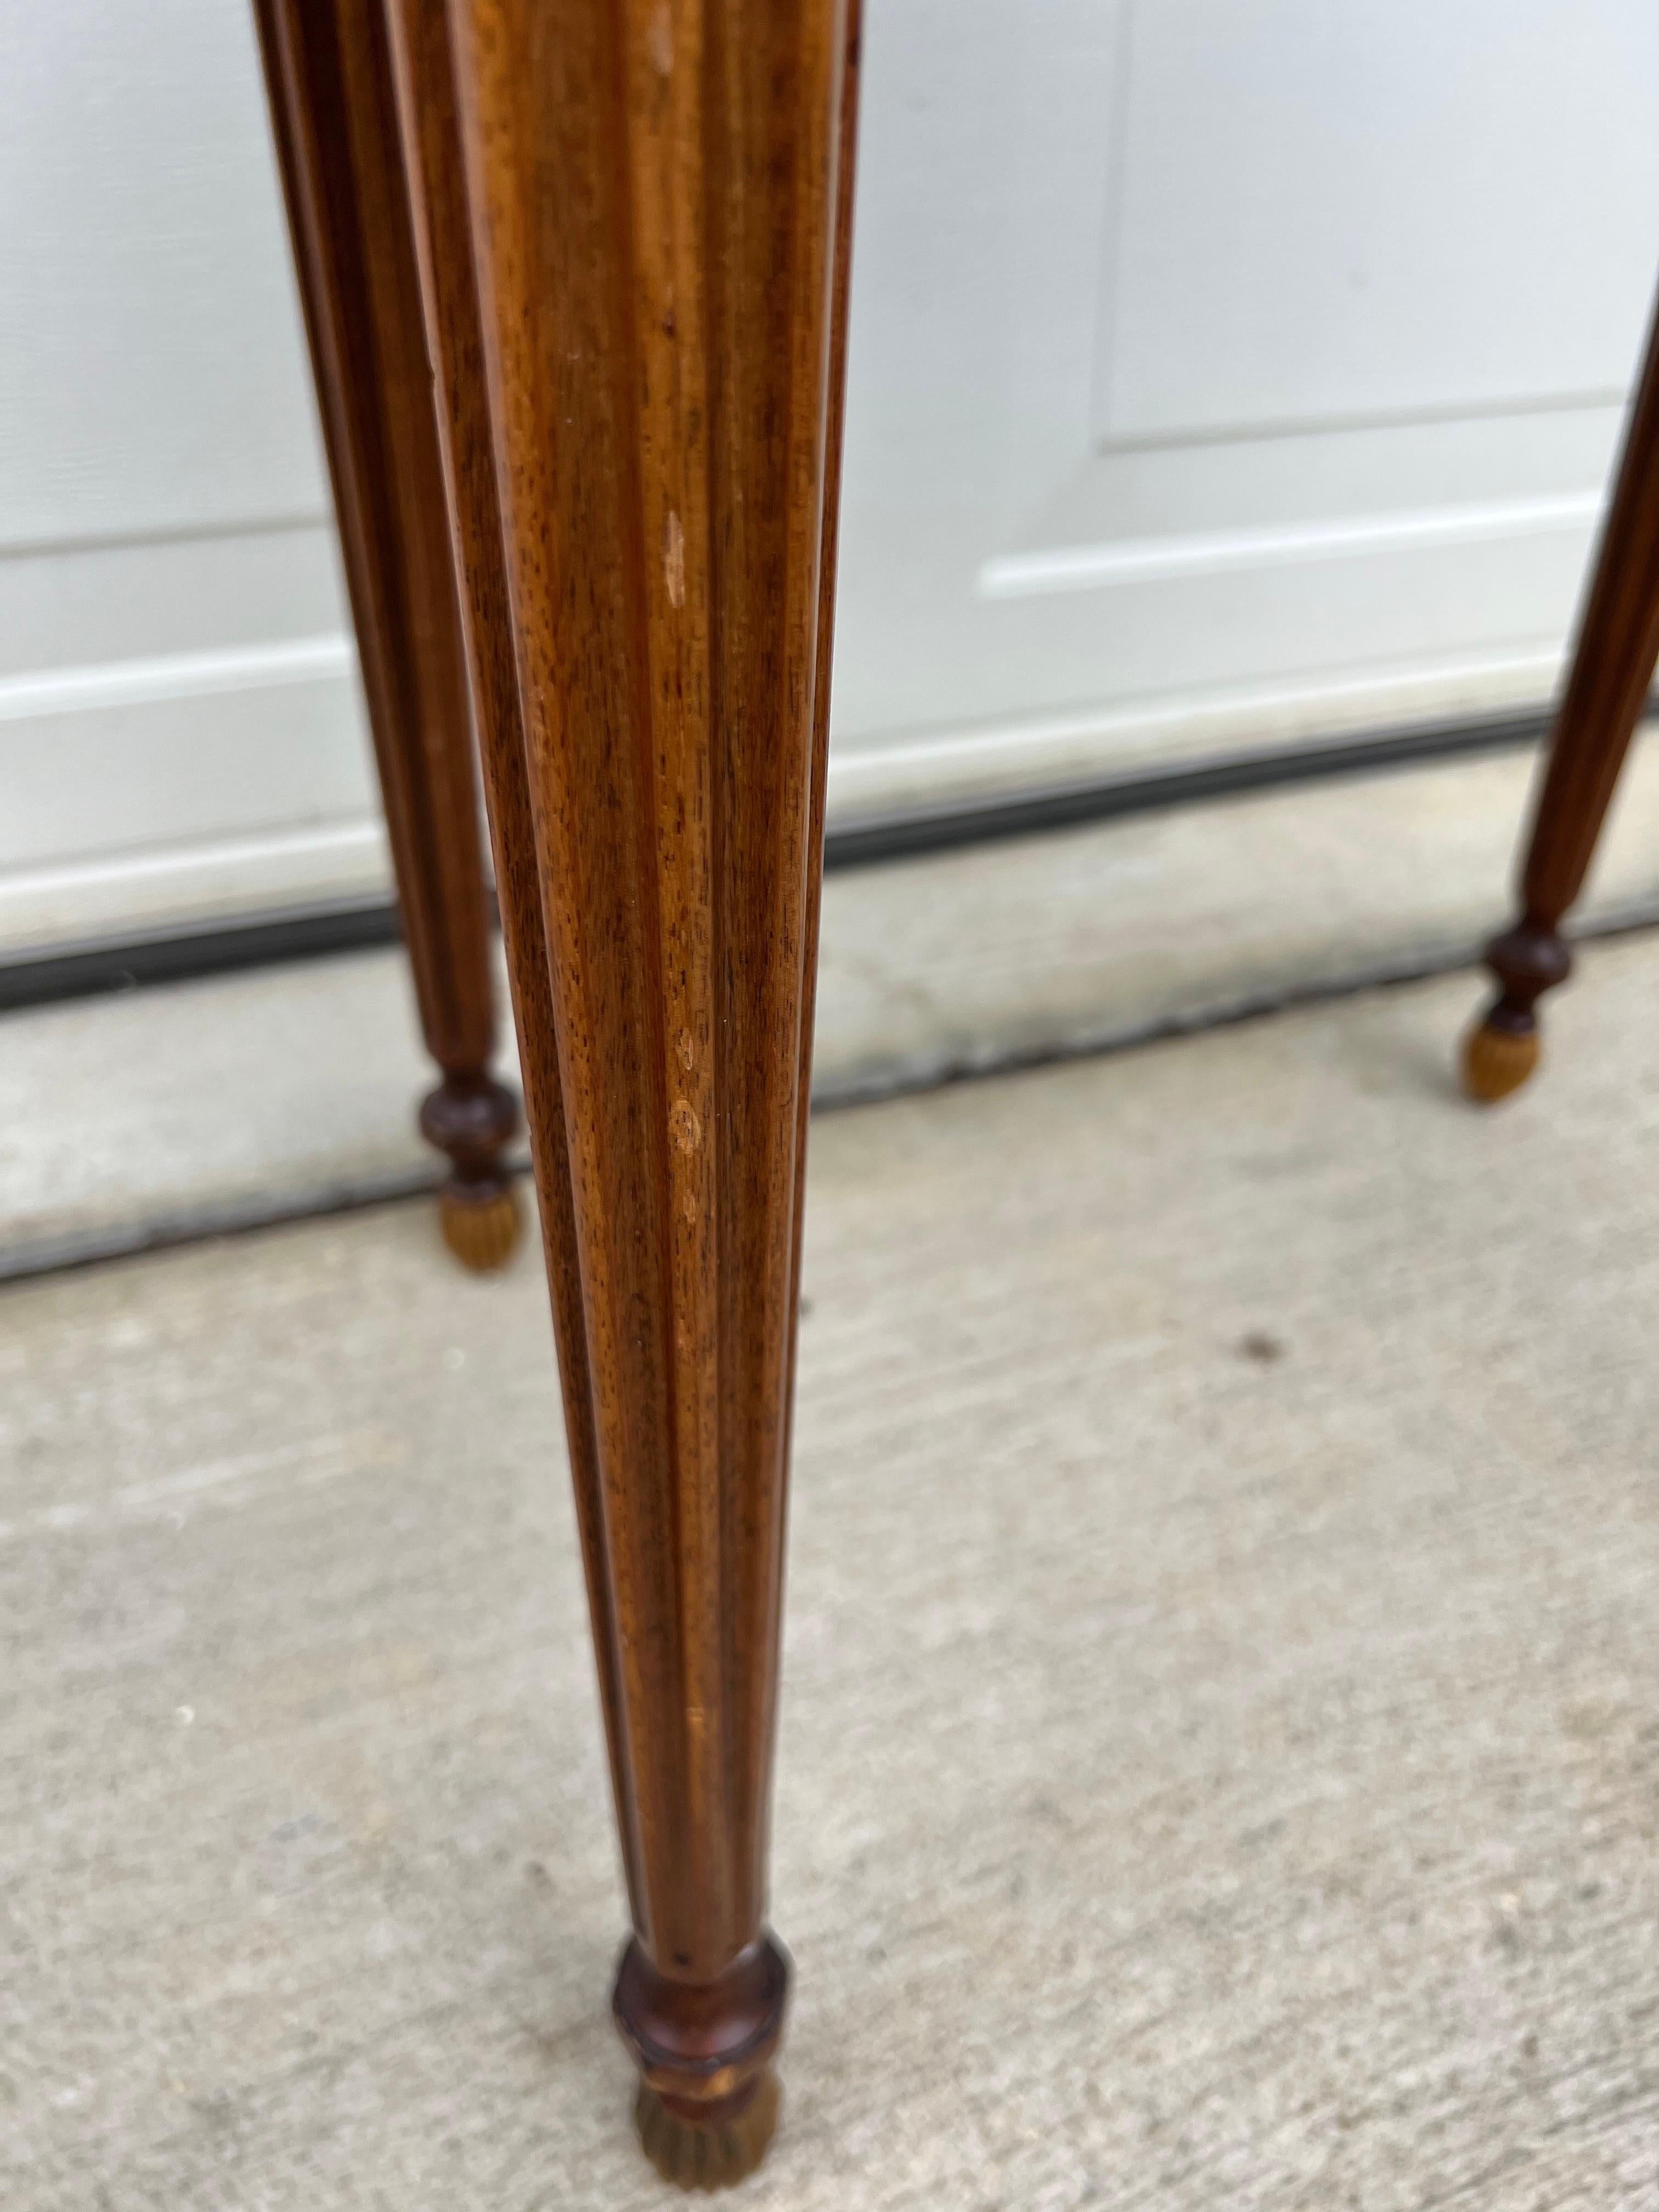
[386,0,860,2182]
[1464,281,1659,1103]
[254,0,522,1264]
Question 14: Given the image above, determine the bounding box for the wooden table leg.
[254,0,523,1268]
[1463,282,1659,1104]
[388,0,859,2183]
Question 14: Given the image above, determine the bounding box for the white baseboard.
[7,735,1659,1268]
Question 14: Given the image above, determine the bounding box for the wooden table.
[251,0,1659,2185]
[255,0,859,2186]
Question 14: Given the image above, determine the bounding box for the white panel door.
[4,0,1659,944]
[0,0,379,951]
[827,0,1659,814]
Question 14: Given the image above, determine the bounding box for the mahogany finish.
[253,0,522,1265]
[1465,281,1659,1102]
[386,0,861,2181]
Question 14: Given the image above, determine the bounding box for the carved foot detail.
[613,1936,789,2188]
[1460,1015,1541,1105]
[1462,919,1570,1106]
[634,2074,780,2192]
[420,1074,522,1269]
[437,1177,524,1271]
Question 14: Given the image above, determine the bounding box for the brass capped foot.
[635,2074,780,2191]
[421,1076,522,1268]
[1460,1017,1539,1105]
[438,1179,524,1271]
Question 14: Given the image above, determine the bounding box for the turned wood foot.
[419,1073,523,1269]
[635,2075,782,2192]
[1460,1017,1540,1105]
[616,1937,789,2187]
[1462,921,1571,1105]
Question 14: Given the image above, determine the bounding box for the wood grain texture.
[1466,276,1659,1096]
[382,0,635,1907]
[1519,280,1659,927]
[253,0,520,1253]
[390,0,859,2153]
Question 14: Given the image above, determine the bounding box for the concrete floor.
[11,732,1659,1274]
[4,941,1659,2208]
